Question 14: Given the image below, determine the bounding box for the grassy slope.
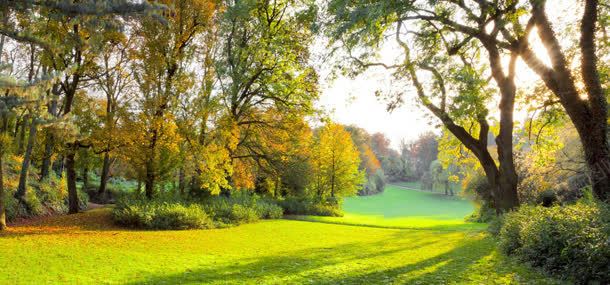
[0,208,561,284]
[291,185,484,231]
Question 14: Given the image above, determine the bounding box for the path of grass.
[292,185,483,231]
[0,208,562,284]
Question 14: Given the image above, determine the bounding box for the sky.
[313,0,576,150]
[315,68,433,150]
[311,35,435,150]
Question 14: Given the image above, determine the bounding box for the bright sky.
[314,1,576,150]
[315,68,432,150]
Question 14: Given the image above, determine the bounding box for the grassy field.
[291,184,484,231]
[0,207,563,284]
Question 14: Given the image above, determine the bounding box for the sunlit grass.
[292,185,483,231]
[0,207,562,284]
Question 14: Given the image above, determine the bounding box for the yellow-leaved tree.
[311,123,364,200]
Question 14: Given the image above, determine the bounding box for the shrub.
[279,197,342,217]
[151,203,213,230]
[228,204,259,225]
[38,174,68,213]
[113,191,283,230]
[4,196,23,221]
[254,200,284,219]
[112,199,214,230]
[24,189,44,216]
[465,202,495,223]
[77,188,89,210]
[498,202,610,283]
[202,191,283,225]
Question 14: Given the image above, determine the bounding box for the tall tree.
[326,0,524,211]
[514,0,610,200]
[311,123,364,199]
[215,0,318,189]
[131,0,215,198]
[93,33,134,196]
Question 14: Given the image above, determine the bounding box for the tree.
[93,32,134,196]
[514,0,610,200]
[0,133,8,230]
[430,160,458,196]
[407,132,440,179]
[325,0,523,212]
[215,0,318,191]
[130,0,215,198]
[370,132,391,158]
[310,123,364,200]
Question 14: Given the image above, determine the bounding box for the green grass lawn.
[0,207,563,284]
[291,185,484,231]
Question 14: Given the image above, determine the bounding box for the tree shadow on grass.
[0,207,129,237]
[124,232,497,285]
[284,215,486,232]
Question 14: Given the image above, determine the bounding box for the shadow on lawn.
[284,215,486,232]
[125,232,494,284]
[0,207,126,237]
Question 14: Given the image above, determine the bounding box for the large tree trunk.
[489,50,520,212]
[66,150,79,214]
[98,151,111,194]
[520,0,610,201]
[14,118,37,202]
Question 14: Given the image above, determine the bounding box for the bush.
[465,202,495,223]
[24,189,44,216]
[359,170,386,196]
[201,190,283,225]
[255,200,284,219]
[113,191,284,230]
[498,201,610,283]
[77,188,89,210]
[4,196,23,221]
[38,174,68,213]
[228,204,259,225]
[279,197,342,217]
[112,199,214,230]
[152,203,213,230]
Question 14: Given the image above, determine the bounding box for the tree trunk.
[41,85,59,181]
[17,115,28,155]
[145,159,155,199]
[66,150,79,214]
[98,151,111,194]
[52,155,64,177]
[15,118,37,202]
[520,0,610,201]
[40,132,54,180]
[444,181,448,195]
[485,45,520,213]
[0,152,5,230]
